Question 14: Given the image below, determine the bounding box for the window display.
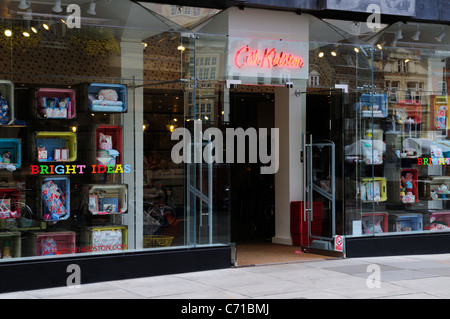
[345,88,450,236]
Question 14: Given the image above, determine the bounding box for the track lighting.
[18,0,29,9]
[436,27,446,42]
[411,25,420,41]
[377,40,386,50]
[87,1,96,15]
[52,0,63,13]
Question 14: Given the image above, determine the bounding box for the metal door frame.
[303,133,336,245]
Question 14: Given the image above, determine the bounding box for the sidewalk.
[2,253,450,299]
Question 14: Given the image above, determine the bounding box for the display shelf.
[344,139,385,165]
[428,211,450,231]
[0,188,20,219]
[0,138,21,170]
[34,131,77,162]
[34,87,76,119]
[0,80,14,126]
[82,226,128,252]
[30,231,76,256]
[360,93,388,118]
[88,83,127,113]
[419,176,450,201]
[389,213,423,232]
[400,169,419,203]
[361,212,388,234]
[88,184,127,215]
[0,232,21,258]
[395,100,422,124]
[359,177,387,202]
[95,125,123,166]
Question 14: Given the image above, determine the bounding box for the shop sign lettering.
[234,46,305,69]
[418,158,450,165]
[30,164,132,175]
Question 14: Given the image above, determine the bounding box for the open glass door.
[304,135,338,251]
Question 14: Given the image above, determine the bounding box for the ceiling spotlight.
[405,59,410,63]
[354,47,360,53]
[4,29,12,37]
[331,51,337,57]
[43,23,49,30]
[318,51,324,58]
[52,0,63,13]
[436,27,446,42]
[177,45,186,52]
[377,41,386,50]
[31,26,37,33]
[18,0,29,9]
[411,26,420,41]
[23,31,30,37]
[87,1,96,15]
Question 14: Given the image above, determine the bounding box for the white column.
[273,83,306,245]
[120,41,145,250]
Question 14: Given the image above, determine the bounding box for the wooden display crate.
[30,231,76,256]
[34,131,77,162]
[88,184,127,215]
[0,188,20,219]
[360,177,387,202]
[0,138,21,170]
[88,83,127,113]
[34,87,76,119]
[82,226,128,252]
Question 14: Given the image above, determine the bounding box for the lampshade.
[87,2,96,15]
[412,29,420,41]
[18,0,29,9]
[52,0,62,13]
[436,31,446,42]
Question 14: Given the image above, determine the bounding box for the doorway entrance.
[229,87,335,266]
[229,90,275,248]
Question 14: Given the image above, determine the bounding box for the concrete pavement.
[2,253,450,299]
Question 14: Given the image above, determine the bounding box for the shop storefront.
[1,0,450,292]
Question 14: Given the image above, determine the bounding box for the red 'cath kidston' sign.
[234,46,305,69]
